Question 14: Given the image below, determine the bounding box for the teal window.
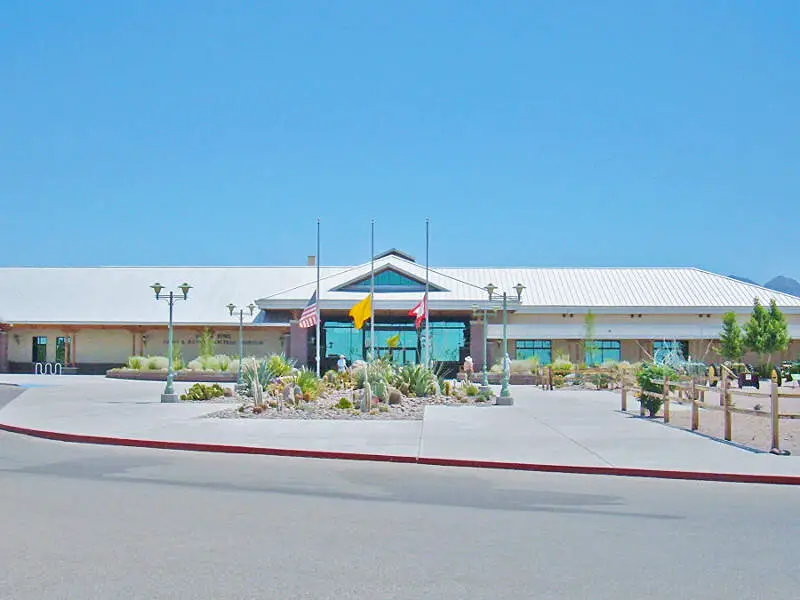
[516,340,552,364]
[336,268,445,293]
[585,340,621,366]
[426,322,466,362]
[55,336,71,365]
[32,336,47,362]
[323,320,466,365]
[653,341,689,361]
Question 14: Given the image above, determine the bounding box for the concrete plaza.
[1,375,799,479]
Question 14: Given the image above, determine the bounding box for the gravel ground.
[207,389,494,420]
[663,385,800,454]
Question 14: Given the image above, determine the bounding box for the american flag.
[298,292,318,328]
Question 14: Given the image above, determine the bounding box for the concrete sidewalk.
[1,375,799,480]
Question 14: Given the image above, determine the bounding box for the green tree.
[744,298,790,370]
[718,312,744,362]
[764,299,790,366]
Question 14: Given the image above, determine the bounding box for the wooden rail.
[622,371,800,452]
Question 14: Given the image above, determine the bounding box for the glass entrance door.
[31,336,47,362]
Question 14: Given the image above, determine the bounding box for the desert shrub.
[334,397,353,409]
[200,355,221,372]
[126,356,145,370]
[214,354,231,372]
[227,358,240,374]
[295,368,321,400]
[171,343,184,371]
[180,383,225,401]
[323,369,353,390]
[551,354,574,377]
[187,359,203,371]
[464,382,480,396]
[589,373,612,389]
[636,363,676,417]
[146,356,169,370]
[198,328,216,357]
[378,404,389,413]
[510,357,539,375]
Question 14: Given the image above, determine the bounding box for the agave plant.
[394,364,436,397]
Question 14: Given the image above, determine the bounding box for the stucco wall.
[8,326,286,366]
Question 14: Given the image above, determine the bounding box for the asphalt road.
[1,431,799,600]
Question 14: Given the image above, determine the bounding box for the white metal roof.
[0,266,345,325]
[437,266,800,312]
[1,259,799,325]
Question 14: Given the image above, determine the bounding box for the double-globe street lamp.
[226,302,257,391]
[479,282,526,405]
[151,282,192,403]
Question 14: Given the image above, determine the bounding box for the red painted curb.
[2,421,799,486]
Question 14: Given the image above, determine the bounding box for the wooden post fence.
[621,383,627,412]
[722,373,732,441]
[690,378,699,431]
[662,376,670,423]
[771,381,780,452]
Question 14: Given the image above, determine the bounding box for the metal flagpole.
[370,219,375,362]
[424,218,430,368]
[315,218,321,376]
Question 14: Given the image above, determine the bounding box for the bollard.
[722,375,732,441]
[771,381,780,452]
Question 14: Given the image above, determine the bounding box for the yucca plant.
[126,356,145,370]
[265,353,294,379]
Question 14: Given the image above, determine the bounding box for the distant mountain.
[728,274,800,298]
[764,276,800,298]
[728,275,759,285]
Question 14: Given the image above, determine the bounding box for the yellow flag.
[349,294,372,330]
[386,333,401,348]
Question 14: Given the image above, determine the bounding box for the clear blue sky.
[2,1,798,282]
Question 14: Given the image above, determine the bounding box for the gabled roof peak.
[373,248,416,263]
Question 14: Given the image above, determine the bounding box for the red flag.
[409,293,427,329]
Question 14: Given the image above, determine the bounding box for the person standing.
[464,356,474,381]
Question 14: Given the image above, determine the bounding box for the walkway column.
[0,323,10,373]
[288,320,309,367]
[469,320,485,372]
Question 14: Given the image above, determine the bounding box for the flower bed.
[208,389,494,421]
[106,369,237,383]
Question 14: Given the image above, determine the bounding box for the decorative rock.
[282,384,294,410]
